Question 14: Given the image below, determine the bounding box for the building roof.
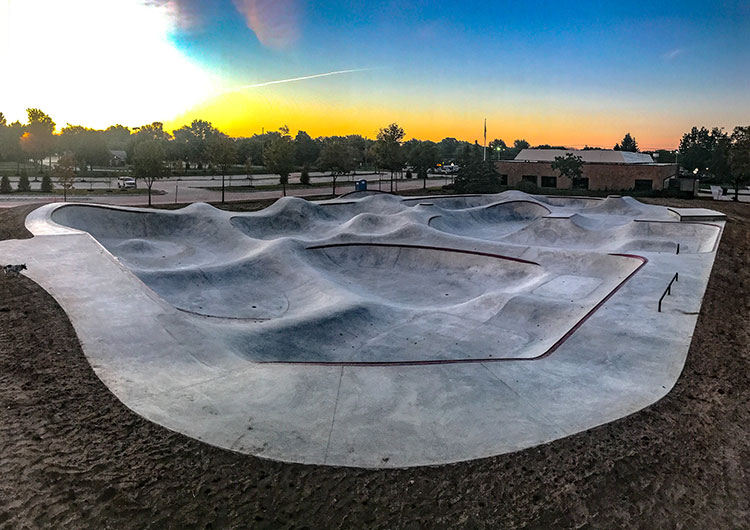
[515,149,654,164]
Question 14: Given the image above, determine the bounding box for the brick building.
[495,149,678,192]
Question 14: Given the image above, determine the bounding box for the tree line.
[1,108,748,201]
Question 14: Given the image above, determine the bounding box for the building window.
[634,179,653,191]
[521,175,537,185]
[541,176,557,188]
[500,174,508,186]
[572,177,589,190]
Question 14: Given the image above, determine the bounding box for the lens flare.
[231,0,299,49]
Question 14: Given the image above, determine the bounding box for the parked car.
[117,177,136,189]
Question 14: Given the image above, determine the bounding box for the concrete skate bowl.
[427,200,551,240]
[500,214,721,254]
[16,193,723,467]
[402,194,502,210]
[232,244,644,364]
[47,202,644,363]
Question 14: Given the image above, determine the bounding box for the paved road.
[0,172,454,208]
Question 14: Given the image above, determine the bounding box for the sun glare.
[0,0,218,129]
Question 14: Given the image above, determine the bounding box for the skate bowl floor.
[4,191,725,467]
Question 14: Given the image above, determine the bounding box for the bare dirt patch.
[0,198,747,529]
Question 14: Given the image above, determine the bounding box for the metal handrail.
[658,272,679,312]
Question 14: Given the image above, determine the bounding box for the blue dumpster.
[355,179,367,191]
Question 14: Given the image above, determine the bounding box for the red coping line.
[304,242,541,266]
[257,251,648,367]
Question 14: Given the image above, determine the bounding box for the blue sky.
[3,0,748,147]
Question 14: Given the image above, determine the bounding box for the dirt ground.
[0,198,748,529]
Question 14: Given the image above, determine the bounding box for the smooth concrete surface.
[0,191,725,467]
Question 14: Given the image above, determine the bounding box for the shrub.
[41,174,53,192]
[300,164,310,185]
[17,174,31,192]
[0,176,11,194]
[454,160,503,193]
[517,180,539,194]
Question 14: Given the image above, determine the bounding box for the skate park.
[3,191,725,467]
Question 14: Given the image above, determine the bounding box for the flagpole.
[483,118,487,161]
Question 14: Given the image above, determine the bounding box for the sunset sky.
[1,0,749,149]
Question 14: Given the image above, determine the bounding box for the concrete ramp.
[2,192,725,467]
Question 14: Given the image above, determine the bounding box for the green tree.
[318,137,356,195]
[172,119,221,169]
[21,108,56,173]
[437,137,462,162]
[2,121,26,174]
[127,122,171,162]
[55,154,77,201]
[41,174,53,192]
[0,175,10,194]
[454,147,502,193]
[551,153,584,184]
[652,149,676,163]
[132,139,167,206]
[295,130,319,185]
[678,127,713,176]
[59,125,110,173]
[728,125,750,201]
[615,132,638,152]
[263,127,295,196]
[345,135,367,167]
[709,128,731,180]
[411,141,439,189]
[103,124,131,150]
[489,138,508,161]
[294,130,320,167]
[206,135,238,203]
[375,123,405,192]
[678,126,730,179]
[17,174,31,192]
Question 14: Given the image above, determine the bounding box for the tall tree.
[437,137,462,162]
[3,121,26,174]
[132,139,167,207]
[616,132,639,152]
[21,108,56,173]
[318,138,356,195]
[728,126,750,201]
[59,125,110,172]
[678,126,730,178]
[206,135,238,203]
[55,154,77,202]
[454,147,501,193]
[172,119,221,168]
[375,123,405,192]
[411,141,439,189]
[103,124,132,151]
[709,128,731,180]
[127,122,171,162]
[489,138,507,160]
[294,130,320,166]
[678,126,713,176]
[263,127,295,196]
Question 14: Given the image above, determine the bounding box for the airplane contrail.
[227,68,375,92]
